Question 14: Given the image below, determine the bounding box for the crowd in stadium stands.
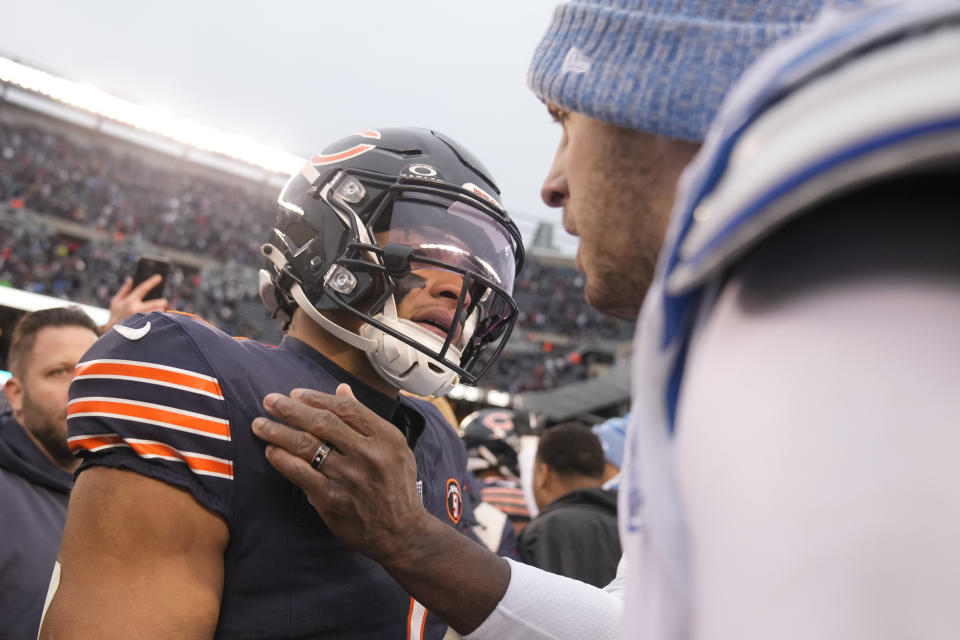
[0,121,275,263]
[0,118,632,391]
[513,261,629,340]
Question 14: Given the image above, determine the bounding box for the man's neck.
[544,475,604,507]
[287,310,399,398]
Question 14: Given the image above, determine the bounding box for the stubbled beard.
[21,397,73,467]
[585,246,657,321]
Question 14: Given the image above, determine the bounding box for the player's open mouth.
[414,310,459,343]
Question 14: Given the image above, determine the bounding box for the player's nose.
[428,269,470,307]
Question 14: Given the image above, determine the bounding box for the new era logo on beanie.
[561,46,593,74]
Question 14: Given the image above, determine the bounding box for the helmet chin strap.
[289,282,379,353]
[258,268,290,323]
[263,241,463,396]
[362,296,463,397]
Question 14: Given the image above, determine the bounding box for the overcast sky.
[3,0,577,252]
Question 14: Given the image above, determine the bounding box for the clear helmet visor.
[372,191,518,372]
[379,192,516,292]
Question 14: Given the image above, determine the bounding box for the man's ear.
[4,376,24,416]
[534,460,551,490]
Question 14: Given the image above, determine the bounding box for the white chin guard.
[360,315,462,397]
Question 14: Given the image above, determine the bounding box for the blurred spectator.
[519,422,620,587]
[0,306,100,638]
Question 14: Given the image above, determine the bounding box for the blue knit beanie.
[528,0,841,142]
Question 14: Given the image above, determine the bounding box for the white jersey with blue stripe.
[620,3,960,638]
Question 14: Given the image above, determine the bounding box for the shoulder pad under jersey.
[663,1,960,299]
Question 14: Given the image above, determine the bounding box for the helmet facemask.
[261,161,522,397]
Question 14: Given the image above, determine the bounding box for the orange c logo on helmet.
[446,478,463,524]
[482,411,514,438]
[310,130,381,166]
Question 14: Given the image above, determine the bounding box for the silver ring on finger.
[310,441,334,471]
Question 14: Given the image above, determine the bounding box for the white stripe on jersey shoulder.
[77,359,220,383]
[124,437,234,480]
[68,434,234,480]
[73,372,224,400]
[67,433,129,453]
[125,438,232,464]
[74,359,224,400]
[68,396,231,441]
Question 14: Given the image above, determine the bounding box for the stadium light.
[486,390,511,407]
[0,56,305,176]
[447,384,511,407]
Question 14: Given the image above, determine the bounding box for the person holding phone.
[103,269,169,332]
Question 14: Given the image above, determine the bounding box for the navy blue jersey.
[67,311,472,639]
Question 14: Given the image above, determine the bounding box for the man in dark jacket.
[0,306,100,638]
[519,422,620,588]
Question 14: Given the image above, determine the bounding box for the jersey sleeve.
[464,559,622,640]
[67,312,234,520]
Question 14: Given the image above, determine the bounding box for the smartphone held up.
[131,255,171,301]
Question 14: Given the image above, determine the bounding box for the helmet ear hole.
[284,223,316,249]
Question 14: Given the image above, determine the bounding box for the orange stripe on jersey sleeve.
[66,434,233,479]
[127,440,233,478]
[68,399,230,439]
[183,454,233,478]
[68,433,125,453]
[166,310,206,322]
[74,361,223,398]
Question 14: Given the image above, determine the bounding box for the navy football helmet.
[260,128,524,396]
[460,408,521,480]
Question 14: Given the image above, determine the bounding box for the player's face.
[376,229,473,346]
[6,325,98,466]
[395,264,471,345]
[540,104,700,320]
